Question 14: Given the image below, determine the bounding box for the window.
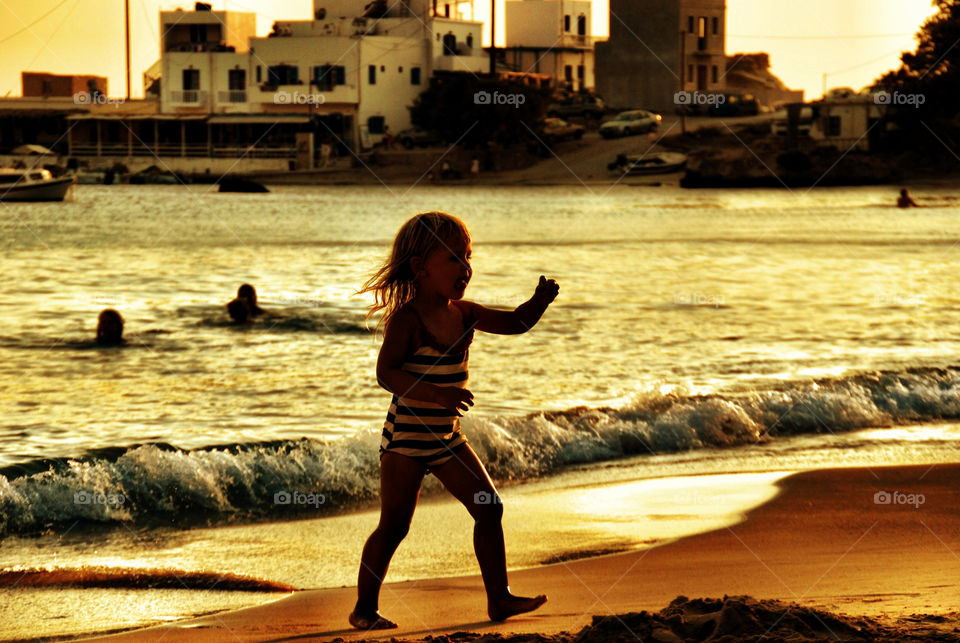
[711,65,718,83]
[698,17,707,50]
[688,16,694,33]
[267,64,298,85]
[577,14,586,35]
[228,69,245,90]
[368,116,385,134]
[313,65,345,90]
[687,64,693,82]
[442,33,457,55]
[190,24,205,43]
[444,3,449,17]
[256,65,261,83]
[368,65,376,84]
[466,33,473,48]
[577,65,584,88]
[564,15,571,32]
[712,16,718,35]
[411,67,421,85]
[827,115,842,137]
[182,68,200,90]
[398,66,403,73]
[564,65,573,82]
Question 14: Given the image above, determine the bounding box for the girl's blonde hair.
[362,211,471,329]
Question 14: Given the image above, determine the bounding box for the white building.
[156,0,487,151]
[504,0,603,92]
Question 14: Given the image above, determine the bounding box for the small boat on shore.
[608,152,687,175]
[0,168,75,202]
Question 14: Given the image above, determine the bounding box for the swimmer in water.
[897,188,919,208]
[96,309,124,345]
[227,284,265,324]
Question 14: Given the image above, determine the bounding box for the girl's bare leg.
[432,444,547,621]
[351,452,427,630]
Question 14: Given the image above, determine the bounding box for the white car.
[599,110,662,138]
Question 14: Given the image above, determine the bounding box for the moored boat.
[608,152,687,175]
[0,168,75,202]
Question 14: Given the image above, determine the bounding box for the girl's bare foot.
[348,610,398,630]
[488,593,548,622]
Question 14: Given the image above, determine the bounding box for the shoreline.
[83,462,960,642]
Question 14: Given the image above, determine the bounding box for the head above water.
[96,308,124,345]
[237,283,257,302]
[361,211,471,328]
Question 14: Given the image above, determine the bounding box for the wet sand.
[85,463,960,642]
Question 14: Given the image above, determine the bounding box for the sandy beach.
[84,462,960,642]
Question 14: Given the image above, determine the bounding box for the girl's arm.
[376,310,474,414]
[462,276,559,335]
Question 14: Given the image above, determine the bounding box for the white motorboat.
[608,152,687,175]
[0,168,75,202]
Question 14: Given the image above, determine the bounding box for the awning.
[207,115,311,125]
[66,114,205,121]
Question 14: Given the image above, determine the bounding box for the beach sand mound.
[346,595,960,643]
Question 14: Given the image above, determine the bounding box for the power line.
[0,0,74,45]
[729,33,914,40]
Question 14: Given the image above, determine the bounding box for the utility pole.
[489,0,496,74]
[125,0,132,100]
[679,29,686,135]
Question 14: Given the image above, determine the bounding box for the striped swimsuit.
[380,305,474,469]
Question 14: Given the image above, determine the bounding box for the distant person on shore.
[227,284,264,324]
[897,188,919,208]
[350,211,557,630]
[384,126,394,149]
[96,309,124,346]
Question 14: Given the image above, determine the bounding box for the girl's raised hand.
[433,386,474,416]
[534,275,560,304]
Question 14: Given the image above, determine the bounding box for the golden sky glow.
[0,0,939,100]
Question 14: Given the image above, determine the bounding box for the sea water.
[2,183,960,638]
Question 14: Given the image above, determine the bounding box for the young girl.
[351,211,559,630]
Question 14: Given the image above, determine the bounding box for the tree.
[872,1,960,156]
[408,72,551,148]
[877,0,960,118]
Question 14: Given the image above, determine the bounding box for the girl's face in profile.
[417,236,472,300]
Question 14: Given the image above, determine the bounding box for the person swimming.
[897,188,919,208]
[227,284,265,324]
[96,309,124,345]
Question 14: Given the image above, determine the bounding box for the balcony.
[558,34,595,49]
[170,90,207,104]
[218,90,248,103]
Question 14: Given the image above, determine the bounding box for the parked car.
[599,110,661,138]
[540,117,585,143]
[547,93,607,118]
[397,128,441,149]
[708,93,760,117]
